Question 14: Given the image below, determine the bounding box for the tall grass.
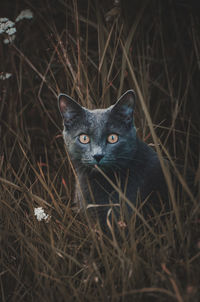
[0,0,200,301]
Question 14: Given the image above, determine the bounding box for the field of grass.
[0,0,200,301]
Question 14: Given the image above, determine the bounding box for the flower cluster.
[0,17,16,44]
[0,9,34,81]
[0,9,34,44]
[0,73,12,80]
[15,9,34,22]
[34,207,51,222]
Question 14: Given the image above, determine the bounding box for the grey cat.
[58,90,168,225]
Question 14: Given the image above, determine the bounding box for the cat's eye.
[107,134,119,144]
[79,134,90,144]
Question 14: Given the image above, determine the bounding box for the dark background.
[0,1,200,301]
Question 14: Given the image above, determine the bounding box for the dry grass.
[0,0,200,301]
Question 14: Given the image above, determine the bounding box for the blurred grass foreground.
[0,0,200,301]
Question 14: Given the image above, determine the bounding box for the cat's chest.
[75,169,141,207]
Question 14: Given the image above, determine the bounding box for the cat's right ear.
[110,90,135,125]
[58,94,84,129]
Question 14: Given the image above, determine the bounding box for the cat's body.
[58,90,168,223]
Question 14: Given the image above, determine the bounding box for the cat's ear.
[111,90,135,124]
[58,94,84,129]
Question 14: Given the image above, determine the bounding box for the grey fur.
[58,90,168,222]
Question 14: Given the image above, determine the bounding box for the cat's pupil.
[79,134,90,144]
[107,134,118,144]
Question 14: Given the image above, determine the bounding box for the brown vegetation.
[0,1,200,301]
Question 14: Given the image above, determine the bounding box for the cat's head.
[58,90,137,170]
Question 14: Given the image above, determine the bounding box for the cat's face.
[58,90,137,170]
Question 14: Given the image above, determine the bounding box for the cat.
[58,90,169,227]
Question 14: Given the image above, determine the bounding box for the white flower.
[6,27,16,36]
[3,35,16,44]
[0,18,15,34]
[34,207,50,222]
[0,17,16,44]
[0,73,12,80]
[1,10,33,45]
[0,18,8,22]
[15,9,34,22]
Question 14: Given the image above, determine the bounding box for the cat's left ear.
[58,93,84,129]
[111,90,135,123]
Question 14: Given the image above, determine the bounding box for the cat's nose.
[93,154,104,163]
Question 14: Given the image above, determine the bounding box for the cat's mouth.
[81,160,116,172]
[82,161,105,168]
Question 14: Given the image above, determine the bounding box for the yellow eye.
[107,134,119,144]
[79,134,90,144]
